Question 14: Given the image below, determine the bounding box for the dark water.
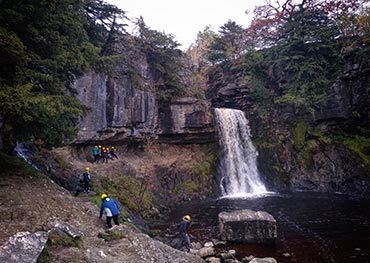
[155,192,370,263]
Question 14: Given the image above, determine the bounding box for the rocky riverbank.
[0,154,205,263]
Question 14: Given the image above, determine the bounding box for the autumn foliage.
[246,0,369,49]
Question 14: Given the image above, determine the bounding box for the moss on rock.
[293,119,309,150]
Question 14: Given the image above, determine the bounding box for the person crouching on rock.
[99,193,120,229]
[176,215,192,252]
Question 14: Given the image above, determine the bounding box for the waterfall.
[215,108,268,197]
[14,142,40,171]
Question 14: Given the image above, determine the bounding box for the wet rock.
[191,241,202,250]
[197,246,215,258]
[0,231,49,263]
[220,249,237,260]
[205,257,221,263]
[249,257,277,263]
[224,260,240,263]
[204,241,214,247]
[241,255,255,263]
[212,239,227,246]
[219,209,277,244]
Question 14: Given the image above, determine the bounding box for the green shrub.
[0,152,41,177]
[97,230,125,241]
[48,234,83,248]
[335,135,370,170]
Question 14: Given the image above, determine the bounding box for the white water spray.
[215,108,268,197]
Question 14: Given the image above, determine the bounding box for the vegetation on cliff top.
[0,0,192,152]
[0,0,127,152]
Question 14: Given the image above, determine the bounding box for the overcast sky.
[106,0,265,49]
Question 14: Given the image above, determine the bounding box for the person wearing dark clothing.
[176,215,192,252]
[99,193,120,228]
[100,147,109,163]
[83,167,91,193]
[109,146,119,159]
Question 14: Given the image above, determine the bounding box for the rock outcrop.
[75,72,158,143]
[0,231,49,263]
[219,209,277,244]
[74,73,215,144]
[159,97,215,143]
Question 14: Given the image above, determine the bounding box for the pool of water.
[154,192,370,263]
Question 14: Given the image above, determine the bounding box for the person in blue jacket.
[176,215,192,252]
[92,145,99,162]
[99,193,120,228]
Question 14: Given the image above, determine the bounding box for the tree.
[83,0,128,54]
[207,20,245,64]
[244,0,353,108]
[0,85,87,151]
[135,17,186,101]
[273,7,341,104]
[0,0,120,152]
[246,0,364,49]
[187,25,217,70]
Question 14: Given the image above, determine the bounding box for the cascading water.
[14,142,40,171]
[215,108,268,197]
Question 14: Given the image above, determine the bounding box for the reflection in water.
[157,193,370,263]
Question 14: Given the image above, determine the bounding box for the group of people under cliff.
[92,145,118,163]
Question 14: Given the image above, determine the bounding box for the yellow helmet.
[98,145,102,148]
[101,193,108,200]
[111,146,115,149]
[184,215,191,221]
[85,167,90,171]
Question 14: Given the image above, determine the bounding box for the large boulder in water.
[218,209,277,244]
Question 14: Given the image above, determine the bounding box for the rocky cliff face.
[73,33,216,145]
[75,72,158,143]
[158,97,215,143]
[207,59,370,196]
[74,74,215,144]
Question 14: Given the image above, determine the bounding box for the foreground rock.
[0,231,49,263]
[247,257,278,263]
[219,209,277,244]
[87,224,205,263]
